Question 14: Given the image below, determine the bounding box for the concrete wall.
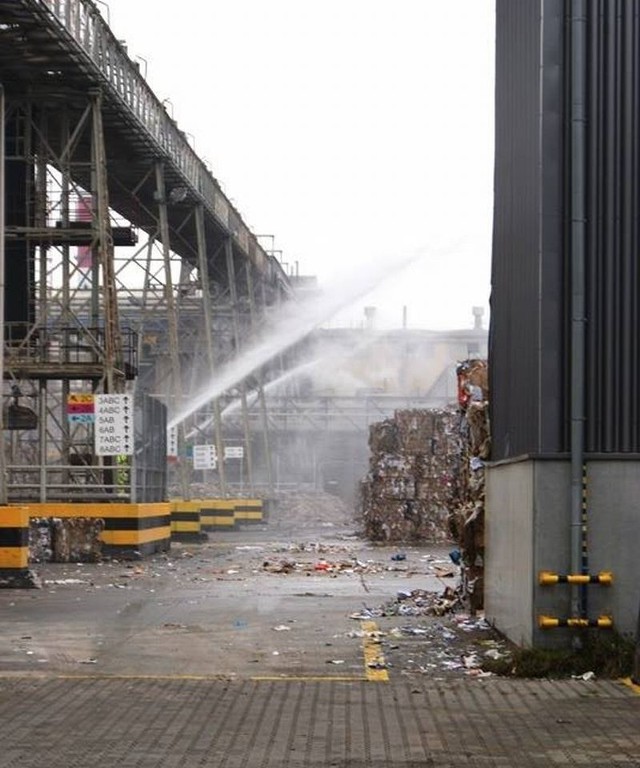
[485,460,535,645]
[486,459,640,647]
[587,463,640,638]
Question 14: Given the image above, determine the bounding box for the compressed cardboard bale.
[361,406,459,544]
[370,453,415,478]
[29,518,53,563]
[395,409,435,454]
[467,401,491,459]
[456,359,489,407]
[376,476,416,500]
[52,517,104,562]
[368,420,400,454]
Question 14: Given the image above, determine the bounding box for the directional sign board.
[193,444,217,470]
[224,446,244,460]
[67,393,95,423]
[94,394,133,456]
[167,426,178,457]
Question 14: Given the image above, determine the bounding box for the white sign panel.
[167,426,178,457]
[94,394,133,456]
[193,444,217,470]
[224,446,244,459]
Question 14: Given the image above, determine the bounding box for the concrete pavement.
[0,514,638,766]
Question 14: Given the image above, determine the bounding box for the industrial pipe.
[633,598,640,685]
[0,84,5,505]
[539,615,613,630]
[570,0,588,621]
[539,571,613,586]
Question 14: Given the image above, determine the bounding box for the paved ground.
[1,495,639,766]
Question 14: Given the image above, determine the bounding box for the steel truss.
[1,90,282,503]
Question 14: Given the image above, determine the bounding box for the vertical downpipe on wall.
[0,85,5,506]
[570,0,587,623]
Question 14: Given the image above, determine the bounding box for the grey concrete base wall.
[586,462,640,639]
[485,461,535,646]
[486,459,640,648]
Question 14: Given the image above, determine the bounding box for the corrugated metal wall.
[584,1,640,452]
[491,0,640,460]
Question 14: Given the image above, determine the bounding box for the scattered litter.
[233,620,248,629]
[573,671,596,681]
[433,567,456,578]
[272,625,291,632]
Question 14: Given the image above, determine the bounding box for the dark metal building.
[491,0,640,459]
[488,0,640,646]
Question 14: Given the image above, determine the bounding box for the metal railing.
[35,0,270,273]
[4,322,137,376]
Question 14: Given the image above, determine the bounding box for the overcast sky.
[103,0,496,331]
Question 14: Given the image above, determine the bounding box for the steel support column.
[155,161,190,500]
[225,237,253,492]
[91,90,122,393]
[195,204,226,494]
[245,260,273,494]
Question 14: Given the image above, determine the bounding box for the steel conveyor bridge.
[0,0,293,502]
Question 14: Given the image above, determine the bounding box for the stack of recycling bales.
[448,359,490,613]
[360,408,460,543]
[28,517,104,563]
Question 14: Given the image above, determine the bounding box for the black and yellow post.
[199,499,236,531]
[0,506,38,587]
[170,500,207,542]
[580,463,589,616]
[232,498,263,526]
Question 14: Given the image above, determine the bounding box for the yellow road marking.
[0,620,391,685]
[361,620,389,682]
[621,677,640,694]
[251,676,365,682]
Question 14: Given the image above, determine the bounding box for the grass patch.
[483,631,635,679]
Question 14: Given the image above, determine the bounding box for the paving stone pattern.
[0,676,638,767]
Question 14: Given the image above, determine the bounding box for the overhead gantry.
[0,0,293,503]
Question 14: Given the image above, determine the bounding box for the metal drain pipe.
[570,0,588,622]
[0,85,6,505]
[633,598,640,685]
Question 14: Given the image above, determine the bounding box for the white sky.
[103,0,496,331]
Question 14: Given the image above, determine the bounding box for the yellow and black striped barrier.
[538,615,613,629]
[231,498,264,526]
[199,499,236,531]
[25,502,171,558]
[199,498,265,529]
[0,506,36,586]
[539,570,613,586]
[170,501,207,542]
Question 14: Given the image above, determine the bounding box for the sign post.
[193,444,217,471]
[94,393,133,456]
